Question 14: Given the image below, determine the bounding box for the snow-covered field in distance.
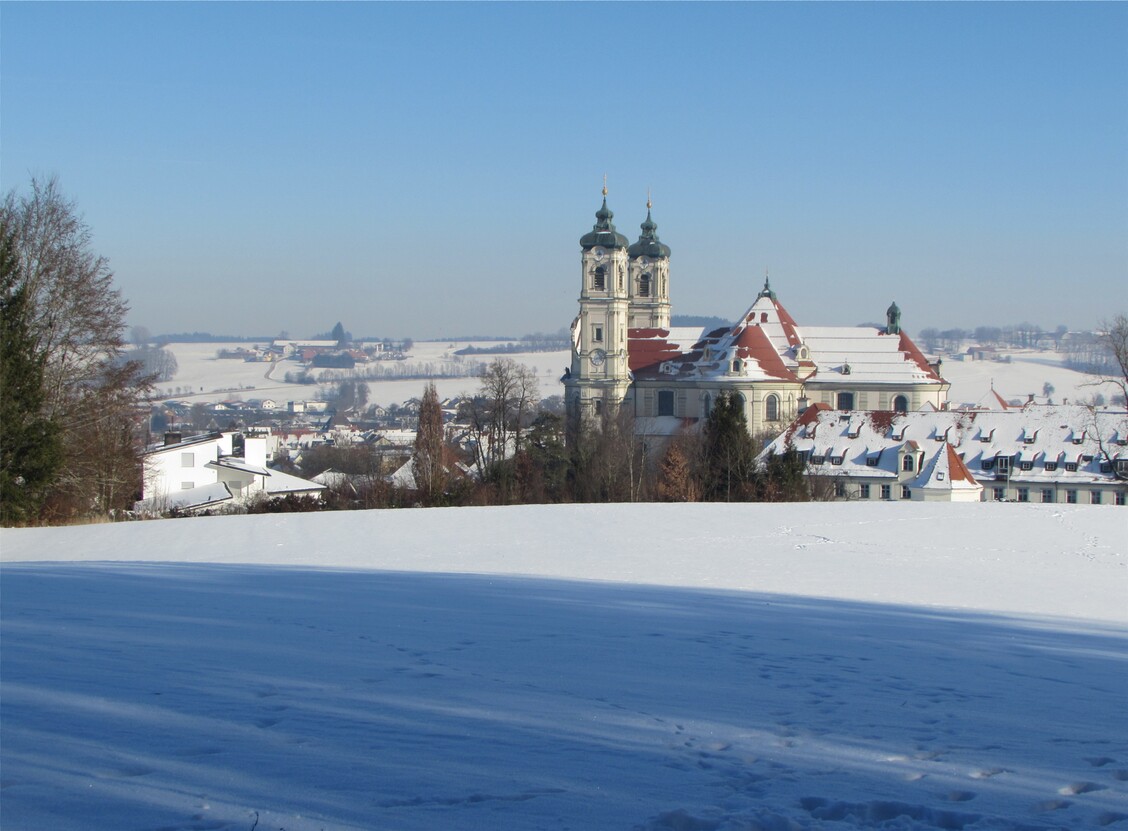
[154,340,572,407]
[2,502,1126,830]
[155,338,1101,411]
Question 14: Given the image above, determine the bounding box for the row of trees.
[396,363,810,509]
[917,324,1071,354]
[1,178,150,523]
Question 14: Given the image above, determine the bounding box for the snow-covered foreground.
[2,503,1126,831]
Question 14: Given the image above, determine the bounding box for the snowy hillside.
[2,502,1126,831]
[155,340,1102,411]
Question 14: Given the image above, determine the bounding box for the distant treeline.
[671,315,730,329]
[456,338,570,356]
[156,333,276,343]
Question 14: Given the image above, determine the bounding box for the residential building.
[138,430,324,514]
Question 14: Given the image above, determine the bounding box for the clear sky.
[3,2,1126,340]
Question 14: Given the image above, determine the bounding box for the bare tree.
[1,177,150,518]
[1093,314,1128,406]
[463,358,539,474]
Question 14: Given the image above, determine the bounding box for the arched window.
[639,273,651,297]
[592,266,606,291]
[902,454,915,472]
[702,392,712,415]
[765,394,780,421]
[732,359,742,373]
[893,394,909,413]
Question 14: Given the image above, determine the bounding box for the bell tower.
[627,192,671,329]
[566,181,632,426]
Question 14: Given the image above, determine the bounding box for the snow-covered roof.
[207,458,271,477]
[263,469,326,496]
[628,289,942,386]
[764,404,1128,487]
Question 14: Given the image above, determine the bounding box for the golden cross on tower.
[647,187,652,210]
[602,174,608,197]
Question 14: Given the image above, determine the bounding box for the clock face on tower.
[593,247,606,261]
[590,349,607,368]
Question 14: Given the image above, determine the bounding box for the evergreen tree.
[753,448,810,502]
[514,412,570,503]
[412,382,448,505]
[0,219,62,524]
[656,436,699,502]
[699,391,757,501]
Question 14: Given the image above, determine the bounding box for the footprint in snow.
[1058,781,1107,795]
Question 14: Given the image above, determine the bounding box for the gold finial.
[647,187,652,210]
[602,174,608,197]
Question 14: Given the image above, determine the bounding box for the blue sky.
[3,2,1125,339]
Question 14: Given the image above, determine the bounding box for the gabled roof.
[912,443,981,491]
[626,285,944,386]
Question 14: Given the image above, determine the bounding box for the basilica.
[563,188,951,439]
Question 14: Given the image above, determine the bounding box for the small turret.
[886,301,901,335]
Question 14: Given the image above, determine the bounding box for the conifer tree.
[656,436,699,502]
[699,390,757,501]
[412,382,448,505]
[0,219,62,524]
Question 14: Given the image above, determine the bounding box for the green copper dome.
[628,207,671,259]
[580,196,629,250]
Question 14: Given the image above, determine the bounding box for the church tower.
[627,195,671,329]
[565,183,632,425]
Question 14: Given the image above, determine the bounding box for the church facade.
[563,189,951,439]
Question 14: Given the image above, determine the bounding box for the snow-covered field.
[155,341,571,407]
[2,502,1126,831]
[156,339,1100,413]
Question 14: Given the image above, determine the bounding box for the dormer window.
[760,312,768,323]
[902,455,914,472]
[796,345,809,361]
[811,455,825,465]
[732,359,742,373]
[1044,461,1057,471]
[1065,462,1078,472]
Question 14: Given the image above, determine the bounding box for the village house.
[137,430,325,514]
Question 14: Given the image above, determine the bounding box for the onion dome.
[628,198,671,259]
[580,184,629,250]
